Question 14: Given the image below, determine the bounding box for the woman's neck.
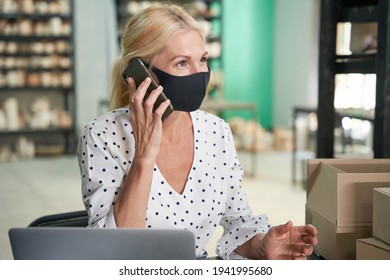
[162,111,192,143]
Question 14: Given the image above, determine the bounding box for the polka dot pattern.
[77,106,271,259]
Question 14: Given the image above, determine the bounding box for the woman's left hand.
[258,221,318,260]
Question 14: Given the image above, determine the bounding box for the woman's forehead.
[162,30,206,57]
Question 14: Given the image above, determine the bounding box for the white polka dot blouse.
[77,107,271,259]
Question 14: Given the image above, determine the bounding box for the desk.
[201,99,259,177]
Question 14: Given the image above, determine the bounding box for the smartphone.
[122,57,173,122]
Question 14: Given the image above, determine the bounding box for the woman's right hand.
[127,77,171,164]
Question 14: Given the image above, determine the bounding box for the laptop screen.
[9,227,196,260]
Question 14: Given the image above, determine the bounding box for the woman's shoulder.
[193,110,227,126]
[193,110,236,151]
[192,110,235,145]
[82,106,130,132]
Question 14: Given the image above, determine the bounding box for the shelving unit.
[0,0,76,161]
[317,0,390,158]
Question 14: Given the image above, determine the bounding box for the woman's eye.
[201,57,208,63]
[176,60,187,67]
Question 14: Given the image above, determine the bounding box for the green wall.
[222,0,274,129]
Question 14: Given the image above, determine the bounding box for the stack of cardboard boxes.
[356,187,390,259]
[305,159,390,259]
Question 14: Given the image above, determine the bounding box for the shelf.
[1,67,71,72]
[0,52,72,57]
[0,13,71,20]
[335,54,376,73]
[338,5,378,22]
[0,0,77,158]
[317,0,390,158]
[336,108,375,121]
[0,87,73,91]
[0,35,72,41]
[341,0,378,8]
[0,127,74,135]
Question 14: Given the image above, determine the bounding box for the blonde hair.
[110,4,206,109]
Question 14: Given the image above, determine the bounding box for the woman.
[78,4,318,260]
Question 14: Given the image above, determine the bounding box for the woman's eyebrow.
[170,55,191,62]
[170,51,209,62]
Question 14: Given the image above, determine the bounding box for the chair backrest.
[28,210,88,227]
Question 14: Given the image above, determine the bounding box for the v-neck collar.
[154,111,197,196]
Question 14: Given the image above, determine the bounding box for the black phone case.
[122,58,173,122]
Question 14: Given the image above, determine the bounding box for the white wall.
[74,0,118,134]
[273,0,320,127]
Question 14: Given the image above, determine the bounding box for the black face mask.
[151,66,210,112]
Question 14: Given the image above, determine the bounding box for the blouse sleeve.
[77,121,127,229]
[216,122,271,260]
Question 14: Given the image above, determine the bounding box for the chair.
[28,210,88,227]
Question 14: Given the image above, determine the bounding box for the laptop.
[8,227,196,260]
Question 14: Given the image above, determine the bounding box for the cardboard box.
[306,158,390,259]
[306,205,372,260]
[356,238,390,260]
[273,127,292,151]
[373,188,390,245]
